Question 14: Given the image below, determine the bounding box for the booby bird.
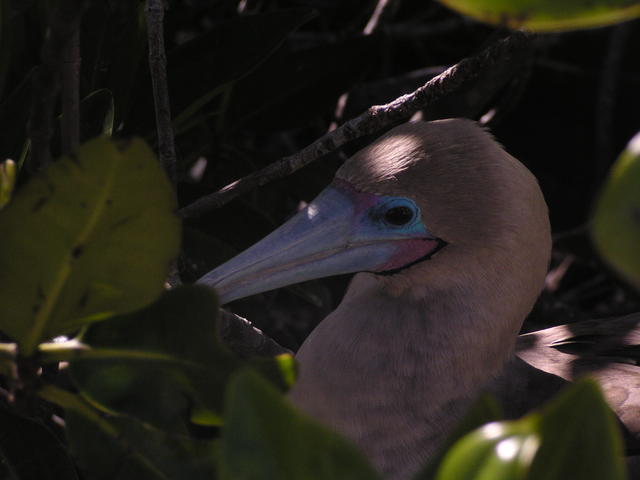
[198,119,639,479]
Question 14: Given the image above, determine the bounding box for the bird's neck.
[289,270,530,479]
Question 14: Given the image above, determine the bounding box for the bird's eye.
[384,206,415,226]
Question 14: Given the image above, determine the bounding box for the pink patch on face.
[374,238,441,272]
[332,178,380,216]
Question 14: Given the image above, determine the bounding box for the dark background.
[171,0,640,350]
[4,0,640,351]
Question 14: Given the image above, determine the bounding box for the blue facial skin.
[360,196,427,237]
[198,184,437,305]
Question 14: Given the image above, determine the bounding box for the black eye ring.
[384,206,415,226]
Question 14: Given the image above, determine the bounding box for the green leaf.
[67,286,237,432]
[0,408,78,480]
[66,411,218,480]
[0,137,179,353]
[437,0,640,31]
[65,285,292,432]
[433,379,626,480]
[0,158,15,208]
[434,421,538,480]
[416,395,502,479]
[527,379,626,480]
[591,130,640,290]
[218,370,381,480]
[39,385,217,480]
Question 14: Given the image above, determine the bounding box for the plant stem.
[146,0,177,185]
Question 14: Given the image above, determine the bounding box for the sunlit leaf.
[435,421,537,480]
[433,379,626,480]
[592,130,640,290]
[416,395,502,479]
[218,370,381,480]
[0,137,179,353]
[437,0,640,31]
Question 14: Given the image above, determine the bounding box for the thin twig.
[363,0,397,35]
[61,27,81,156]
[330,0,399,131]
[179,31,530,219]
[27,0,86,172]
[146,0,177,185]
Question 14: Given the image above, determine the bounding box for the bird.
[197,118,640,479]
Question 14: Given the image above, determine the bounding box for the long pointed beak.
[198,183,441,304]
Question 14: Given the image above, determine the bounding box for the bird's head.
[198,119,551,305]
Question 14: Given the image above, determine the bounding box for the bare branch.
[218,310,291,358]
[146,0,177,185]
[179,31,530,219]
[27,0,86,172]
[61,27,81,156]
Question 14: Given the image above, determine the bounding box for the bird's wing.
[516,313,640,447]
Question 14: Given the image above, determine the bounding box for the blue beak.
[197,183,441,304]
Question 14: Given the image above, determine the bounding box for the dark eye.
[384,206,415,226]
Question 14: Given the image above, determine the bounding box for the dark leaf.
[218,370,381,480]
[63,402,217,480]
[68,286,293,432]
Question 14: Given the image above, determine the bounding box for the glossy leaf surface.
[416,395,502,479]
[434,379,626,480]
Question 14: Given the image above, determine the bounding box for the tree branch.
[218,310,291,358]
[27,0,86,172]
[61,27,81,156]
[146,0,177,185]
[179,31,530,219]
